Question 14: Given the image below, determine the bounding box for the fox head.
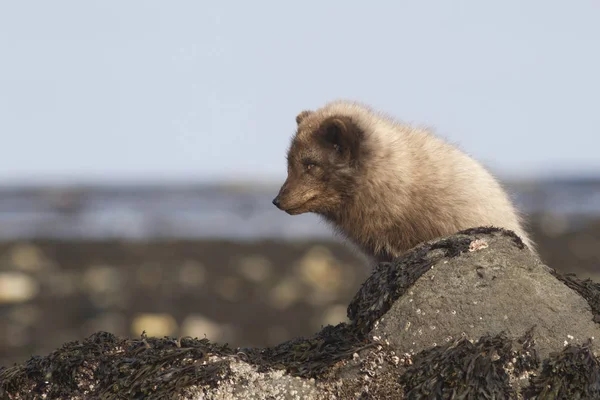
[272,109,364,217]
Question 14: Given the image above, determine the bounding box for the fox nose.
[272,196,281,209]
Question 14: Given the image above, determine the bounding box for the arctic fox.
[272,100,534,263]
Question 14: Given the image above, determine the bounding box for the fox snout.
[272,181,307,215]
[272,182,289,212]
[272,195,282,209]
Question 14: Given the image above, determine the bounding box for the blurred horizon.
[0,177,599,242]
[1,170,600,190]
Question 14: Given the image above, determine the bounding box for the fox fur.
[273,100,535,263]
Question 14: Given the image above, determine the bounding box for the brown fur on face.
[272,115,363,216]
[273,100,536,264]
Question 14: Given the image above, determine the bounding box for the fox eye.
[304,162,316,172]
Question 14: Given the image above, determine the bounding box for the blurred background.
[1,1,599,367]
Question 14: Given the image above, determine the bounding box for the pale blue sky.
[0,1,598,185]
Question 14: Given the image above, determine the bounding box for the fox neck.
[320,177,416,263]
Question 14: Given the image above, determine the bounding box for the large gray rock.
[2,227,599,399]
[359,228,599,360]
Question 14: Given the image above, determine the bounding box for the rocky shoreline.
[0,217,599,369]
[1,228,599,399]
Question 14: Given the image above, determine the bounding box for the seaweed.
[0,331,234,399]
[523,340,600,399]
[399,330,539,400]
[551,271,600,324]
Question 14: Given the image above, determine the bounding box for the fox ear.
[322,118,347,149]
[320,117,360,162]
[296,110,313,125]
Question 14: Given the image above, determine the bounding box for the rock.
[1,227,599,400]
[181,314,226,342]
[0,272,39,304]
[8,244,50,271]
[131,313,178,337]
[236,255,273,283]
[178,260,207,287]
[352,227,600,360]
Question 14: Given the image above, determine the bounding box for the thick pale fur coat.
[275,100,535,263]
